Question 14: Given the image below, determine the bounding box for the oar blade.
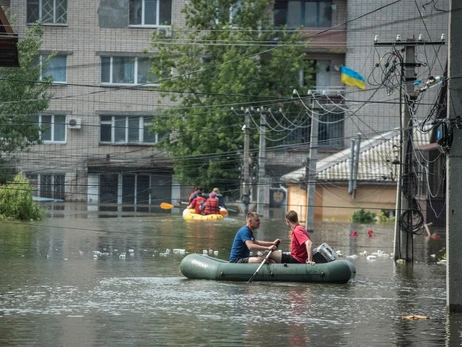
[220,209,229,216]
[160,202,174,209]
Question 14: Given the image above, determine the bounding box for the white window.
[27,0,68,24]
[100,116,158,144]
[40,55,67,83]
[129,0,172,27]
[101,57,160,85]
[37,114,66,143]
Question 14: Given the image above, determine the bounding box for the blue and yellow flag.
[341,65,366,90]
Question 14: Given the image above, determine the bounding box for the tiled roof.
[281,128,431,183]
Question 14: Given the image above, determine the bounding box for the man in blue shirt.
[229,212,281,263]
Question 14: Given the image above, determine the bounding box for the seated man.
[229,212,281,263]
[203,192,220,215]
[283,210,315,265]
[187,191,206,214]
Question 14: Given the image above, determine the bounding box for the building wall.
[287,182,396,222]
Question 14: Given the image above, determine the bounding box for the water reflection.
[0,204,456,346]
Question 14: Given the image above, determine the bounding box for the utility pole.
[305,98,318,232]
[374,37,444,262]
[242,109,251,214]
[398,42,417,262]
[256,108,266,216]
[447,0,462,313]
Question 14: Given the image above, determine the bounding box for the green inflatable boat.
[179,254,356,283]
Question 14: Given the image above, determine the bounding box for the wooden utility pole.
[447,0,462,313]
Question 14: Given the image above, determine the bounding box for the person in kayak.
[284,210,315,265]
[229,212,281,263]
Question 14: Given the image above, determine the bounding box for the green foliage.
[0,173,45,220]
[0,22,52,181]
[378,210,395,223]
[439,247,446,261]
[351,208,377,224]
[149,0,313,187]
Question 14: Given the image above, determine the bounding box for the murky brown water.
[0,203,460,346]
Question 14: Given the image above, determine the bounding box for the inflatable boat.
[182,209,225,221]
[179,254,356,283]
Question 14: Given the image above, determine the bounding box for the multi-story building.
[2,0,448,214]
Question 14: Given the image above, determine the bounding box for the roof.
[0,6,19,67]
[281,128,431,183]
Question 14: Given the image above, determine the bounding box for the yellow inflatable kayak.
[182,209,225,221]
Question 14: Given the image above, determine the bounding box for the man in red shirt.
[187,191,207,214]
[283,210,315,265]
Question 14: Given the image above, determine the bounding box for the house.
[281,128,433,223]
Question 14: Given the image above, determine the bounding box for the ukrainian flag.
[341,65,366,90]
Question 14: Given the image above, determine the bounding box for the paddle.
[248,250,273,283]
[160,202,174,209]
[220,209,229,216]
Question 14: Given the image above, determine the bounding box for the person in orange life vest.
[283,210,316,265]
[187,191,207,214]
[203,192,220,215]
[189,186,204,203]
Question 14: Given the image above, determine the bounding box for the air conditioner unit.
[67,116,82,129]
[157,27,172,37]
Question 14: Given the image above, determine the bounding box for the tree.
[0,23,52,182]
[150,0,313,189]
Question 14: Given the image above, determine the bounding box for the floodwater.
[0,203,460,346]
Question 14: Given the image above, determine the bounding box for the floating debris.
[400,315,429,320]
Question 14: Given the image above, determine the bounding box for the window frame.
[99,115,159,145]
[273,0,332,28]
[100,56,160,86]
[37,114,67,144]
[40,54,67,84]
[27,0,68,25]
[128,0,172,27]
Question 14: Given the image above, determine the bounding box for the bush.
[351,208,376,224]
[378,210,395,224]
[0,173,45,220]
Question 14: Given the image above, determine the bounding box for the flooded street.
[0,203,460,346]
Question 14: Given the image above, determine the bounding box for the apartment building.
[3,0,448,212]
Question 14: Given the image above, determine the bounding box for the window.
[26,173,65,200]
[129,0,172,26]
[37,114,66,143]
[318,113,343,147]
[100,115,158,144]
[274,1,332,28]
[101,57,160,85]
[27,0,68,24]
[40,174,65,200]
[40,55,67,83]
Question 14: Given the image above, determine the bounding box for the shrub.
[351,208,376,224]
[0,173,45,220]
[379,210,395,224]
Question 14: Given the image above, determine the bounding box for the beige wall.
[287,183,396,223]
